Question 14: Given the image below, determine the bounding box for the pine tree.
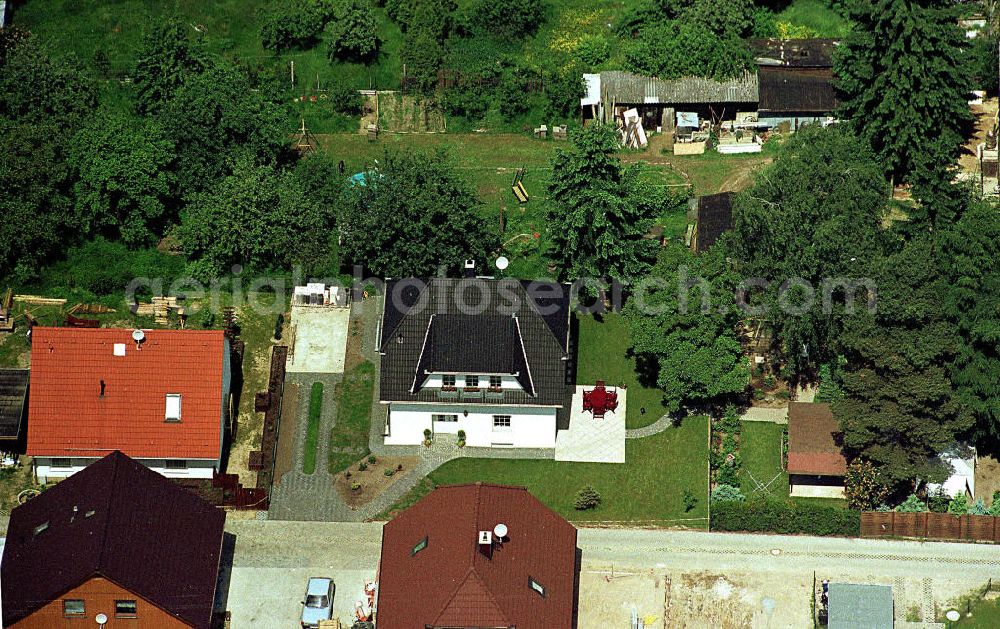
[834,0,971,181]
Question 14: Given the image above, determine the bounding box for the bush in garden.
[683,488,698,511]
[895,493,927,513]
[969,498,988,515]
[574,485,602,510]
[927,487,951,513]
[844,460,888,511]
[948,493,969,514]
[575,35,611,66]
[988,492,1000,516]
[326,78,364,115]
[711,484,745,503]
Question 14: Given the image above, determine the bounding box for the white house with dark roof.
[378,278,573,449]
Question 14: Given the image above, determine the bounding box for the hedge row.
[711,499,861,537]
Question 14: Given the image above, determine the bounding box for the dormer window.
[464,375,479,388]
[165,394,182,422]
[442,375,456,388]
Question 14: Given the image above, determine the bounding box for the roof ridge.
[431,568,511,627]
[512,314,535,396]
[95,451,121,574]
[410,314,435,393]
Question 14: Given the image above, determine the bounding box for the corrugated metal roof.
[599,70,759,105]
[758,67,838,114]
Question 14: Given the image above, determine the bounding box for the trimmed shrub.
[574,485,602,511]
[367,455,377,464]
[683,488,698,512]
[711,499,860,536]
[969,498,988,515]
[711,484,745,503]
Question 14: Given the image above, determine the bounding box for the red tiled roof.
[787,402,848,476]
[27,328,226,460]
[377,483,578,629]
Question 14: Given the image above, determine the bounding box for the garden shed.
[0,368,28,455]
[787,402,847,499]
[828,583,894,629]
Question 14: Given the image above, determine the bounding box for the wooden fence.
[861,511,1000,543]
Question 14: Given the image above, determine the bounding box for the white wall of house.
[33,457,219,484]
[385,402,557,448]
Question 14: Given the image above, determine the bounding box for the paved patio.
[287,305,350,373]
[554,385,626,463]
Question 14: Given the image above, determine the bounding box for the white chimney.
[478,530,493,559]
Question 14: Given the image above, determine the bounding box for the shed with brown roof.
[377,483,578,628]
[1,451,225,629]
[787,402,848,499]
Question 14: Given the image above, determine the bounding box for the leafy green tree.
[260,0,330,51]
[833,236,973,490]
[544,65,585,120]
[467,0,543,39]
[326,0,380,62]
[727,126,889,372]
[844,460,889,511]
[834,0,972,181]
[179,155,335,276]
[0,32,96,281]
[159,65,289,196]
[133,18,208,114]
[682,0,754,37]
[625,20,752,80]
[546,125,663,283]
[626,246,748,412]
[989,492,1000,516]
[948,493,970,514]
[965,34,999,95]
[67,112,175,247]
[397,0,454,93]
[338,149,498,277]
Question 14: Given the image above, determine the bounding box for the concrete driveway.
[221,521,381,627]
[221,521,1000,628]
[287,306,350,374]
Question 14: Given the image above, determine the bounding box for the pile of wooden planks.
[135,296,178,326]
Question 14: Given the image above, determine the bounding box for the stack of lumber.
[14,295,66,306]
[135,296,178,326]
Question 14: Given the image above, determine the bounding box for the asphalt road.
[222,521,1000,627]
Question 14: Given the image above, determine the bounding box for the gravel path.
[625,413,675,439]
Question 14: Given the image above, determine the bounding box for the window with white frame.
[464,375,479,388]
[433,414,458,423]
[529,576,546,598]
[165,394,182,421]
[492,415,512,431]
[442,374,456,387]
[489,375,503,388]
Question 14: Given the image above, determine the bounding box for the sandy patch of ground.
[334,456,419,507]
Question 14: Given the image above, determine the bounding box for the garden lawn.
[302,382,324,474]
[329,360,375,473]
[738,421,787,500]
[955,597,1000,627]
[319,133,686,278]
[576,314,665,430]
[386,415,710,524]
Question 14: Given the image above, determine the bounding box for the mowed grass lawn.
[328,360,375,473]
[738,421,787,500]
[389,415,710,525]
[575,314,665,430]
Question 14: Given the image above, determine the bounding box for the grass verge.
[302,381,324,474]
[329,360,375,474]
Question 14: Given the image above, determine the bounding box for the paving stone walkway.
[624,413,676,439]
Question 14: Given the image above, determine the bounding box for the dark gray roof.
[2,451,225,629]
[695,192,734,253]
[380,278,571,407]
[0,369,28,440]
[828,583,894,629]
[750,38,839,68]
[412,314,534,395]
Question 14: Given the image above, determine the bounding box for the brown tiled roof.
[377,483,578,629]
[1,451,225,628]
[787,402,848,476]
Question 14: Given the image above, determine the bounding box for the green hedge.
[711,499,860,537]
[302,382,324,474]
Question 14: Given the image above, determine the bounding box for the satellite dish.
[95,613,109,625]
[495,256,510,271]
[946,610,961,622]
[493,523,508,539]
[131,329,145,343]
